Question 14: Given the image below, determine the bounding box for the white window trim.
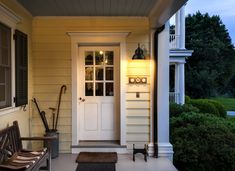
[0,3,21,115]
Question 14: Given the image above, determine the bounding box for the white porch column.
[157,21,173,160]
[175,9,181,49]
[179,5,185,49]
[174,63,180,104]
[178,63,185,104]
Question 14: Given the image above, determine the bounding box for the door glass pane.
[0,67,5,83]
[95,83,103,96]
[85,83,93,96]
[106,83,114,96]
[105,51,113,65]
[85,51,93,65]
[95,51,104,65]
[0,85,5,101]
[85,67,93,80]
[106,67,113,80]
[95,67,103,80]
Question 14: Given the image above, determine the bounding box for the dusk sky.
[186,0,235,45]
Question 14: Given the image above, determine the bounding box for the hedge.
[171,112,235,171]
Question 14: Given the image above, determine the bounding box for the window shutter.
[15,30,28,106]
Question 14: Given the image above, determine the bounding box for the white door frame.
[68,32,129,152]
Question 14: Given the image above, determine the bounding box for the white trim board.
[68,32,129,153]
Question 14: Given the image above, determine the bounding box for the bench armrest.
[21,136,56,141]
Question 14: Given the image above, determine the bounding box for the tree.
[185,12,235,98]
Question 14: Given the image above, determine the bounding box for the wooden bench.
[76,152,118,171]
[0,121,54,171]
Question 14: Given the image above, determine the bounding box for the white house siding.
[0,0,33,144]
[32,17,150,152]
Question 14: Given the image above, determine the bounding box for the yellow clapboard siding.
[33,93,71,101]
[32,35,70,43]
[127,84,150,92]
[34,85,71,93]
[33,51,70,59]
[34,68,71,77]
[34,59,71,68]
[126,101,150,109]
[34,77,71,85]
[126,118,149,125]
[127,125,150,133]
[32,16,150,152]
[33,17,149,28]
[32,43,70,51]
[32,101,71,110]
[126,109,150,117]
[126,134,149,142]
[126,93,150,101]
[127,68,150,76]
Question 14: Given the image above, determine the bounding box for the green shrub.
[185,96,191,104]
[170,103,199,117]
[171,112,235,171]
[207,100,226,118]
[190,99,220,117]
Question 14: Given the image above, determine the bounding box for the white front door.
[78,46,120,140]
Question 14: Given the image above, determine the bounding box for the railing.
[169,34,180,49]
[169,92,180,104]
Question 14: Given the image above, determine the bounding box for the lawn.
[212,97,235,111]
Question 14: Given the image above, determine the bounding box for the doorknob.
[79,97,85,102]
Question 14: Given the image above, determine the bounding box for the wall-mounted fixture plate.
[129,77,147,84]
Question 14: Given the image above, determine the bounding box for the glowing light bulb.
[99,51,103,55]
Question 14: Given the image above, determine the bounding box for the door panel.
[78,46,119,140]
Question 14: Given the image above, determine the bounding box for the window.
[0,23,11,109]
[0,22,28,110]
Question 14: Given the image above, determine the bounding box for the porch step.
[71,141,127,154]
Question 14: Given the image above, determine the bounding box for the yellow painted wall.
[32,16,151,152]
[0,0,33,141]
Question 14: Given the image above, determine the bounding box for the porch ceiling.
[16,0,188,28]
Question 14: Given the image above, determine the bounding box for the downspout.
[153,25,165,157]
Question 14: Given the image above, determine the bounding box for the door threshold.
[75,140,125,148]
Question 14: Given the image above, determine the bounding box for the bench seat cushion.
[0,148,47,170]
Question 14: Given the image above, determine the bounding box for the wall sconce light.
[132,43,145,60]
[129,77,147,84]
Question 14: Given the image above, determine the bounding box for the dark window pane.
[106,67,113,80]
[85,67,93,80]
[85,51,93,65]
[105,51,113,65]
[0,85,5,101]
[0,23,11,109]
[106,83,114,96]
[95,51,104,65]
[95,67,103,80]
[95,83,103,96]
[85,83,93,96]
[0,67,5,83]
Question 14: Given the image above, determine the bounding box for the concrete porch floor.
[51,153,178,171]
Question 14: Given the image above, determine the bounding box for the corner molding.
[0,2,21,26]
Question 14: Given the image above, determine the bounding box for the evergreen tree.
[185,12,235,98]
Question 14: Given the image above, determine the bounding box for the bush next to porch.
[170,103,199,117]
[170,112,235,171]
[188,99,226,117]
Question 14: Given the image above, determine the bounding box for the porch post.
[175,9,181,49]
[174,63,180,104]
[179,5,185,49]
[157,21,174,160]
[178,63,185,104]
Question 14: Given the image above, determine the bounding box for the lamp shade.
[132,44,145,60]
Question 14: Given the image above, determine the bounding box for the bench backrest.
[0,121,23,163]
